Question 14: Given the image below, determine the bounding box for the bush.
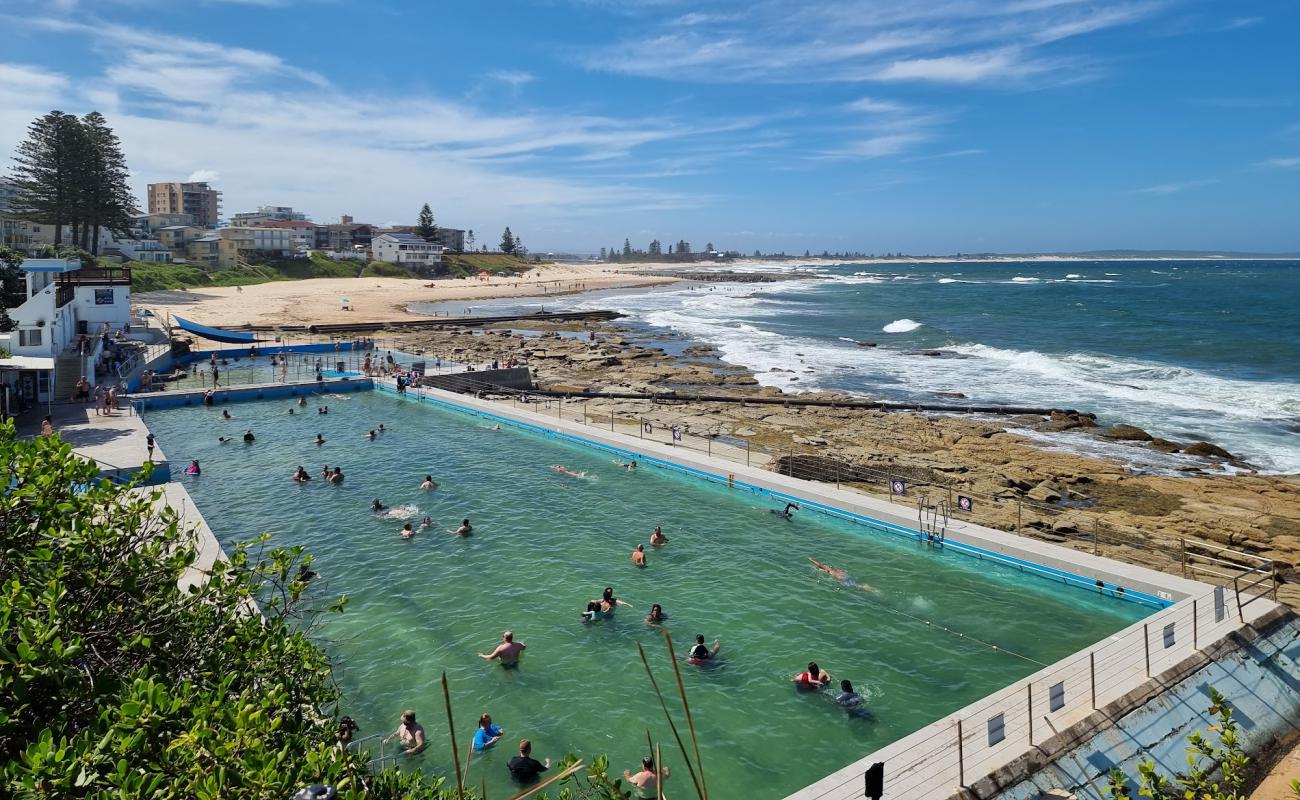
[359,260,418,278]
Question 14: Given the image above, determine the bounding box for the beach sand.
[133,263,675,327]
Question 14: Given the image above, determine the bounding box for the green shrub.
[360,260,418,278]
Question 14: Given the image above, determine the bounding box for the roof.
[19,258,80,273]
[253,219,317,228]
[0,356,56,370]
[377,232,434,244]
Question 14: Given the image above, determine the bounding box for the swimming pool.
[143,392,1150,798]
[156,347,442,391]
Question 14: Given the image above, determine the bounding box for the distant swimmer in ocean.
[479,631,526,666]
[378,424,386,433]
[480,423,501,431]
[292,465,311,483]
[632,543,647,567]
[834,679,870,717]
[420,475,438,490]
[687,634,721,665]
[321,464,331,479]
[217,436,231,444]
[315,434,326,446]
[771,502,800,519]
[400,522,415,539]
[809,558,879,593]
[371,499,386,513]
[287,408,295,415]
[454,518,473,536]
[649,526,668,547]
[552,464,586,478]
[298,396,307,407]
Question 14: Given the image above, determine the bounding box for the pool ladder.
[918,496,949,545]
[346,733,398,771]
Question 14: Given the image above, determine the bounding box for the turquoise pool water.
[143,392,1149,798]
[158,348,439,391]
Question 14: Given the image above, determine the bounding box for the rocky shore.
[396,323,1300,605]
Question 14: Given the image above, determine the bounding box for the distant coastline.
[607,253,1300,271]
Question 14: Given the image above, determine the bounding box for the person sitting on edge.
[645,604,668,625]
[688,634,721,664]
[632,543,647,567]
[507,739,550,784]
[793,661,832,690]
[479,631,526,666]
[382,710,426,755]
[473,714,503,751]
[420,474,437,490]
[649,526,668,546]
[454,518,472,536]
[624,756,668,799]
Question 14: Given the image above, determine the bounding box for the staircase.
[54,353,86,402]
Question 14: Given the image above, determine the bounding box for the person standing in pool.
[479,631,526,666]
[420,475,437,490]
[243,429,255,443]
[222,409,233,420]
[688,634,721,664]
[624,756,668,799]
[292,466,311,483]
[507,739,550,784]
[315,434,326,446]
[472,714,503,750]
[382,710,426,756]
[632,543,647,567]
[371,499,386,513]
[835,679,863,709]
[328,467,344,484]
[649,526,668,546]
[793,661,832,690]
[597,586,631,613]
[400,522,415,539]
[645,604,668,625]
[454,518,472,536]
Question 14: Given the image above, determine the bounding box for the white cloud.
[844,97,908,113]
[1130,178,1218,195]
[1256,157,1300,169]
[486,70,536,87]
[186,169,221,183]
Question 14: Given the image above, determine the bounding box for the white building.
[0,257,133,408]
[372,232,443,270]
[230,205,309,225]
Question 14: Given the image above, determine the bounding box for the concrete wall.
[132,377,373,410]
[418,366,533,393]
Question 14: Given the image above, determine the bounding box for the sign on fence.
[891,479,906,496]
[957,495,974,513]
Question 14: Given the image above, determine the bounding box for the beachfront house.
[0,256,133,413]
[372,232,444,273]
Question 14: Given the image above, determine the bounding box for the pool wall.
[132,378,374,410]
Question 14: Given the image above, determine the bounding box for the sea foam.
[882,319,923,333]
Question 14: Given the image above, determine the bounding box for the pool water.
[158,349,438,391]
[143,392,1148,798]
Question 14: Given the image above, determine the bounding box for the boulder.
[1183,441,1234,459]
[1147,438,1182,453]
[1101,424,1153,442]
[1027,481,1063,503]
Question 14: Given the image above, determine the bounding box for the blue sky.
[1,0,1297,254]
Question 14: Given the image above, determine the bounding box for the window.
[19,328,42,347]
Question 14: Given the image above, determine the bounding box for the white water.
[883,318,923,333]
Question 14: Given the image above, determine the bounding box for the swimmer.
[771,502,800,519]
[328,467,344,484]
[645,604,668,625]
[595,586,631,613]
[185,459,201,476]
[222,409,233,420]
[421,516,433,529]
[298,396,307,407]
[321,464,331,479]
[809,558,878,593]
[687,634,721,664]
[365,429,377,440]
[552,464,586,478]
[382,710,426,756]
[288,408,295,415]
[649,526,668,546]
[792,661,832,690]
[292,465,311,483]
[378,424,386,433]
[834,679,863,709]
[478,631,526,666]
[580,601,605,622]
[479,423,501,431]
[217,436,231,444]
[632,543,647,567]
[420,475,438,490]
[400,522,415,539]
[242,429,255,443]
[453,518,472,536]
[371,499,387,513]
[315,434,326,446]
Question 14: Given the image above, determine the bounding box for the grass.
[441,252,537,277]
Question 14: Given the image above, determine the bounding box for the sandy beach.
[133,263,676,327]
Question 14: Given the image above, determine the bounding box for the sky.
[0,0,1297,255]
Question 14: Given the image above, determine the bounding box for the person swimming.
[378,424,386,433]
[552,464,585,478]
[288,408,295,415]
[792,661,832,690]
[420,475,437,490]
[242,429,255,443]
[315,434,326,445]
[649,526,668,546]
[292,466,311,483]
[645,604,668,625]
[371,499,386,513]
[185,459,201,475]
[454,518,472,536]
[298,396,307,407]
[421,516,433,529]
[688,634,721,664]
[771,502,800,519]
[328,467,344,484]
[834,679,864,710]
[597,586,630,613]
[217,436,230,444]
[400,522,415,539]
[809,558,879,593]
[222,409,233,419]
[632,543,647,567]
[366,429,377,440]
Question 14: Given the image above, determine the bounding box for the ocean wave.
[1065,273,1084,279]
[1011,276,1040,283]
[882,319,923,333]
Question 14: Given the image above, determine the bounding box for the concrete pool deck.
[19,399,169,483]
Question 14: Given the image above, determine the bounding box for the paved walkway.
[18,399,166,480]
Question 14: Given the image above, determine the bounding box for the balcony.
[54,265,132,287]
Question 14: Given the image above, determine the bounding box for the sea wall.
[418,366,533,393]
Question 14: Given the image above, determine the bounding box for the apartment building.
[146,181,222,226]
[230,205,309,225]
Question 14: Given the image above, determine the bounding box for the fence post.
[1143,623,1150,677]
[1090,651,1097,709]
[1027,682,1034,747]
[956,719,965,788]
[1192,598,1198,650]
[836,461,841,490]
[746,439,751,467]
[639,418,644,439]
[707,436,712,457]
[1017,501,1022,532]
[1093,519,1100,556]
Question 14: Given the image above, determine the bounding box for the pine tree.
[706,242,715,252]
[514,236,527,258]
[622,239,632,257]
[500,227,515,254]
[9,111,88,246]
[415,203,436,242]
[78,112,135,255]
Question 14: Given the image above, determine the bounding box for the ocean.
[423,260,1300,474]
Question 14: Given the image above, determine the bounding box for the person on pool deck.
[809,558,879,593]
[649,526,668,546]
[315,434,326,446]
[185,460,201,476]
[371,499,386,513]
[382,710,426,756]
[632,543,647,567]
[222,409,233,420]
[400,522,415,539]
[473,714,503,751]
[624,756,668,799]
[292,466,311,483]
[507,739,550,784]
[454,518,472,536]
[420,475,437,490]
[793,661,832,690]
[328,467,344,484]
[242,429,255,443]
[772,502,800,518]
[688,634,721,664]
[479,631,526,666]
[645,604,668,625]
